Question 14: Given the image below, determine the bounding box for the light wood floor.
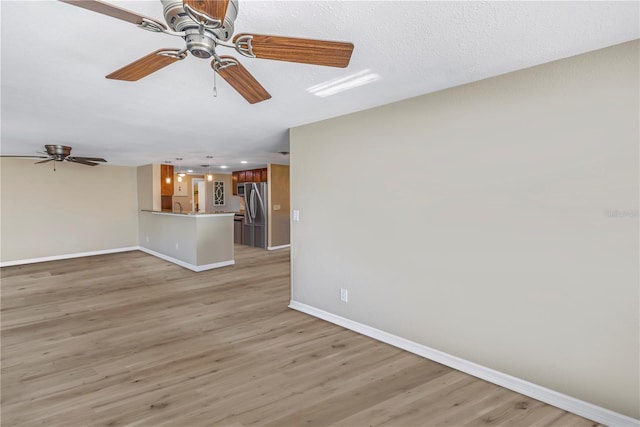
[1,246,601,427]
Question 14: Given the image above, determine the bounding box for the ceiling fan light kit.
[58,0,354,103]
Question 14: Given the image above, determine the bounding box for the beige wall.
[204,173,233,211]
[137,164,159,211]
[268,164,290,248]
[290,41,639,418]
[1,158,139,262]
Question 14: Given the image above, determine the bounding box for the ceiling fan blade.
[58,0,167,31]
[34,158,54,164]
[68,156,107,163]
[233,34,354,68]
[106,49,187,81]
[212,56,271,104]
[0,155,49,159]
[183,0,229,28]
[66,158,99,166]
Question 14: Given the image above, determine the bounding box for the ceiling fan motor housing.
[161,0,238,44]
[45,145,71,161]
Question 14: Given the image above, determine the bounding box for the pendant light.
[164,161,172,184]
[206,156,214,181]
[176,157,186,182]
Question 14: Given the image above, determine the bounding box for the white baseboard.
[137,247,234,272]
[0,246,139,267]
[288,300,640,427]
[1,246,235,272]
[267,244,291,251]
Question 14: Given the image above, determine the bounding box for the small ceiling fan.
[58,0,355,104]
[1,145,107,167]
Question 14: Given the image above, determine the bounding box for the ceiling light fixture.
[220,165,228,169]
[306,69,380,98]
[240,160,248,164]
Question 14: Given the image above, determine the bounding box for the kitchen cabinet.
[160,164,174,196]
[233,168,268,195]
[233,168,268,188]
[160,164,174,210]
[232,173,238,195]
[233,214,244,244]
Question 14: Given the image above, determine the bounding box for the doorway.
[192,178,206,212]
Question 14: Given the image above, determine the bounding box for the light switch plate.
[293,210,300,221]
[273,204,281,211]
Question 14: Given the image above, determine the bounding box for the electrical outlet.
[340,288,348,303]
[293,210,300,222]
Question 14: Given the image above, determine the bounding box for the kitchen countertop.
[141,210,235,217]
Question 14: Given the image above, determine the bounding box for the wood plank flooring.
[1,246,601,426]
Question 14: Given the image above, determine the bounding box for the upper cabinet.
[232,167,268,195]
[160,164,174,196]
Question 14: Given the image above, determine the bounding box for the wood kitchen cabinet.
[160,164,174,211]
[232,172,239,195]
[160,164,174,196]
[233,168,268,195]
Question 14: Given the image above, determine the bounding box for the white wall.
[1,158,139,263]
[290,40,639,418]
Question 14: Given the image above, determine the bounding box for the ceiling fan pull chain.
[213,68,218,97]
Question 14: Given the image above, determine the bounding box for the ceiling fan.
[1,145,107,167]
[58,0,355,104]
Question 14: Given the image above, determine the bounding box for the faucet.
[174,202,183,213]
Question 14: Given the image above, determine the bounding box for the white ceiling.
[1,1,638,173]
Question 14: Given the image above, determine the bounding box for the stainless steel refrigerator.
[242,182,268,249]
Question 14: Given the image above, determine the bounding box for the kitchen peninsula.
[139,210,234,272]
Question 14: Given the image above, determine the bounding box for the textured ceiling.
[1,1,638,173]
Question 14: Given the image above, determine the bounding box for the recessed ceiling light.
[187,169,193,173]
[240,160,248,164]
[306,69,381,98]
[220,165,228,169]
